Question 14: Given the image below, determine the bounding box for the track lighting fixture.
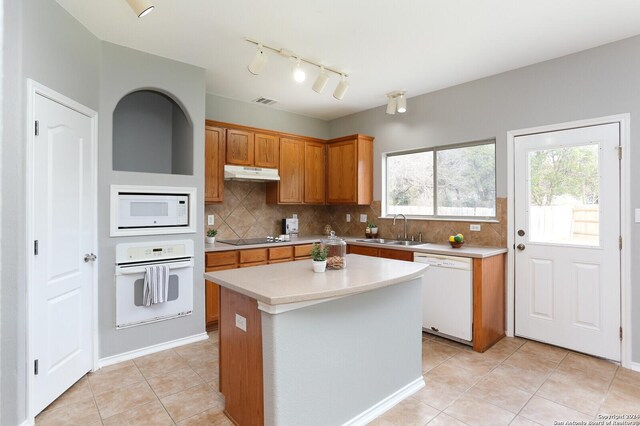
[386,91,407,114]
[248,44,268,75]
[333,75,349,100]
[126,0,154,18]
[293,59,306,83]
[312,67,329,94]
[245,38,350,100]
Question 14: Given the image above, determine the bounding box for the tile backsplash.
[205,181,507,247]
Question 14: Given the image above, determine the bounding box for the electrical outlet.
[292,213,298,219]
[470,224,481,231]
[360,214,368,223]
[346,214,351,222]
[208,215,214,226]
[636,208,640,223]
[235,314,247,332]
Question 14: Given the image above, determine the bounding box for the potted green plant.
[206,228,218,244]
[311,243,329,273]
[365,222,379,238]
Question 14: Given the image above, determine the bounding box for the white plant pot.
[206,236,216,244]
[312,260,327,273]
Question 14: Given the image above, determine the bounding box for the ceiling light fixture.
[386,91,408,114]
[333,75,349,100]
[293,59,306,83]
[126,0,154,18]
[312,66,329,94]
[386,95,397,115]
[248,44,268,75]
[245,38,350,100]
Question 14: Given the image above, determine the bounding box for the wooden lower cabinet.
[347,244,413,261]
[205,278,220,328]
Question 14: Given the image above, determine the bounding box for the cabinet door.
[326,140,358,204]
[205,280,220,326]
[205,126,225,203]
[278,138,305,203]
[254,133,279,168]
[378,248,414,261]
[304,141,325,204]
[226,129,254,166]
[348,244,379,257]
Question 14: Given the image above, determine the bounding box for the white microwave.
[110,185,196,237]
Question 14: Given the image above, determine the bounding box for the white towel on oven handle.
[143,265,170,306]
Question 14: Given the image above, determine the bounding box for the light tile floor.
[37,332,640,426]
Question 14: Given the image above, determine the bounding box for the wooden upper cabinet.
[254,133,279,168]
[326,135,374,205]
[275,138,305,203]
[226,129,254,166]
[304,141,325,204]
[205,125,225,203]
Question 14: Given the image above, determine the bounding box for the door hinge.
[34,359,39,375]
[619,236,623,250]
[618,145,622,160]
[620,327,623,341]
[35,120,39,136]
[34,240,39,255]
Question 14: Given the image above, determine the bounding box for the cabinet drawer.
[268,258,291,264]
[348,245,379,257]
[379,248,414,261]
[206,264,238,272]
[269,246,294,260]
[239,261,267,268]
[206,251,238,267]
[294,244,313,258]
[239,249,268,264]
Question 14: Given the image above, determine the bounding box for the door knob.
[516,244,525,251]
[84,253,97,262]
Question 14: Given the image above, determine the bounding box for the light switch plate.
[208,215,214,226]
[235,314,247,332]
[635,208,640,223]
[346,214,351,222]
[470,224,481,231]
[360,214,368,223]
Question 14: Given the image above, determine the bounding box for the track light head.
[333,75,349,100]
[386,95,397,115]
[293,59,306,83]
[248,45,268,75]
[396,93,407,113]
[126,0,154,18]
[312,66,329,94]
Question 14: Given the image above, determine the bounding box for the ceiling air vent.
[252,97,278,106]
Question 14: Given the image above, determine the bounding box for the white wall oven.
[110,185,196,236]
[115,240,194,329]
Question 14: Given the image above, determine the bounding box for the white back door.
[32,93,95,413]
[514,123,620,361]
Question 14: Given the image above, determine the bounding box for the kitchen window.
[384,140,496,219]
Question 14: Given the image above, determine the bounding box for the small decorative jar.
[322,231,347,270]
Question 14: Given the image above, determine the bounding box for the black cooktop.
[217,238,285,246]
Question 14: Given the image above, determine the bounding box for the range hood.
[224,165,280,182]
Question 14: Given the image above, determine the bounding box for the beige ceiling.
[56,0,640,120]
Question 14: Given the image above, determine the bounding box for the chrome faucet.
[393,214,408,241]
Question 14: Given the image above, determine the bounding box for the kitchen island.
[204,254,428,426]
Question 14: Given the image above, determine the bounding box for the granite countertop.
[204,254,427,306]
[205,235,507,259]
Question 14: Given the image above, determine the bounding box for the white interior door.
[32,93,95,414]
[514,123,620,361]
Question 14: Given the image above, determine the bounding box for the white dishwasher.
[414,253,473,342]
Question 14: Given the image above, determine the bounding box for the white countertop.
[205,235,507,258]
[204,254,427,306]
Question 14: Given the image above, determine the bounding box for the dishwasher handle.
[414,254,472,270]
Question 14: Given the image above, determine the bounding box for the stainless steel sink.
[355,239,388,243]
[383,240,427,246]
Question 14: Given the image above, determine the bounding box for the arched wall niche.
[112,89,193,175]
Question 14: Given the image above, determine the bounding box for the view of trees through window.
[386,141,496,218]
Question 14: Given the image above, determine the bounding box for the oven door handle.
[116,259,194,275]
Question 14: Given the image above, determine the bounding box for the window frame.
[382,139,497,220]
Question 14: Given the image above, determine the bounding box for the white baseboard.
[98,332,208,368]
[342,376,426,426]
[630,361,640,372]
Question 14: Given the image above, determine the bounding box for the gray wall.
[1,0,101,424]
[113,91,174,174]
[205,93,329,139]
[172,102,193,175]
[99,42,206,358]
[329,35,640,362]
